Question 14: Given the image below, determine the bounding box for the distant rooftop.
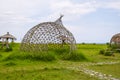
[0,32,16,40]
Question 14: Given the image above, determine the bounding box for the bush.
[93,43,96,45]
[4,61,16,66]
[115,49,120,53]
[104,51,113,56]
[99,49,114,56]
[4,47,13,52]
[61,51,88,61]
[99,49,105,54]
[106,42,110,45]
[81,42,85,45]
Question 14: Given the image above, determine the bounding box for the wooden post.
[6,38,9,49]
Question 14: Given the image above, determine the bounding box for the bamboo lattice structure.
[110,33,120,47]
[20,15,76,52]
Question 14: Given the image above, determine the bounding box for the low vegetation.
[1,43,88,62]
[88,63,120,79]
[0,43,120,80]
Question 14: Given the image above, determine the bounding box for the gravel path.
[67,61,120,80]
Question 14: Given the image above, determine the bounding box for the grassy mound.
[3,50,88,62]
[0,43,88,61]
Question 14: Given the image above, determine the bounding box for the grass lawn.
[88,63,120,79]
[0,43,120,80]
[0,67,99,80]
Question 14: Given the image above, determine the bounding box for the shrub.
[106,42,110,45]
[4,47,13,52]
[99,49,115,56]
[93,43,96,45]
[115,49,120,53]
[82,42,85,45]
[104,51,113,56]
[99,49,105,54]
[4,61,16,66]
[61,51,88,61]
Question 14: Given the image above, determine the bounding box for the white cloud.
[48,0,120,21]
[49,0,97,21]
[0,0,51,23]
[0,0,120,43]
[50,0,96,14]
[1,0,120,24]
[105,1,120,10]
[0,12,37,24]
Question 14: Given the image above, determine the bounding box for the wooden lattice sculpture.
[110,33,120,48]
[20,15,76,53]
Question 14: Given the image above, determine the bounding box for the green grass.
[77,44,120,62]
[0,67,99,80]
[88,63,120,78]
[0,43,120,80]
[0,43,88,62]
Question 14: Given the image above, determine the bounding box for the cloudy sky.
[0,0,120,43]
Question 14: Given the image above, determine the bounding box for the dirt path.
[66,61,120,80]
